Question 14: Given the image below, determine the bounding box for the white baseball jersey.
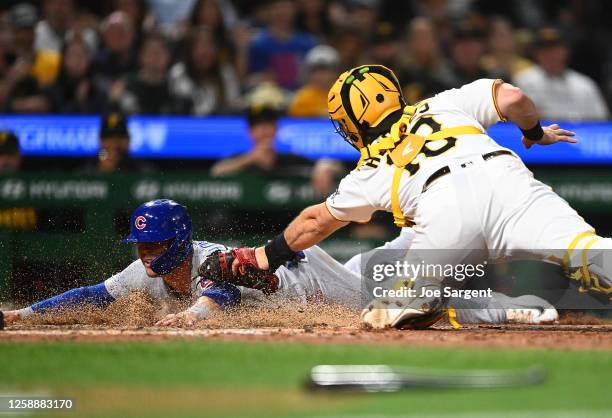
[323,78,611,293]
[326,78,509,224]
[104,240,227,301]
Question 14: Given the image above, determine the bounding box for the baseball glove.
[198,249,279,294]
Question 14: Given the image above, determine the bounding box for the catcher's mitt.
[198,249,279,294]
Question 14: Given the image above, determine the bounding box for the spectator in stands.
[93,12,138,86]
[0,131,22,173]
[210,105,312,177]
[147,0,197,38]
[246,0,315,90]
[513,28,609,121]
[0,10,9,52]
[368,21,399,69]
[409,0,455,46]
[345,0,380,43]
[169,27,240,115]
[448,23,490,87]
[232,20,255,86]
[45,38,108,113]
[244,80,287,112]
[288,45,339,117]
[111,33,189,115]
[188,0,237,58]
[330,25,366,70]
[34,0,97,55]
[480,17,533,81]
[4,3,60,88]
[295,0,332,39]
[111,0,150,32]
[107,0,152,51]
[88,113,150,173]
[311,158,344,198]
[4,76,50,113]
[396,17,453,103]
[0,24,8,107]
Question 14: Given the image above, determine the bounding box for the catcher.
[203,65,611,329]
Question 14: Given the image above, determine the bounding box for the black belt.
[421,150,514,193]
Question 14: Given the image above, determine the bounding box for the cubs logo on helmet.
[134,215,147,230]
[328,65,405,150]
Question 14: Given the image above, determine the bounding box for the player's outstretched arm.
[253,203,348,270]
[2,283,115,325]
[495,82,577,149]
[220,203,347,276]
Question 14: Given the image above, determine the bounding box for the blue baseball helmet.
[124,199,193,275]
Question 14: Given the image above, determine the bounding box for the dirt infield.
[2,324,611,351]
[2,292,610,350]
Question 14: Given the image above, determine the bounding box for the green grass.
[0,340,610,418]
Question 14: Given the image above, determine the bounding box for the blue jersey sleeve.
[201,282,241,309]
[30,283,115,314]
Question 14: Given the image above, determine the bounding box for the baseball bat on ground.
[307,365,547,392]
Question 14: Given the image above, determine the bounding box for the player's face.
[137,241,170,277]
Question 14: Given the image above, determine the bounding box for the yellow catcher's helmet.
[328,65,405,150]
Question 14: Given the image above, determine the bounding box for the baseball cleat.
[361,303,422,329]
[360,299,445,329]
[505,307,558,324]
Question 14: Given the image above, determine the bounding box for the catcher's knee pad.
[564,234,612,298]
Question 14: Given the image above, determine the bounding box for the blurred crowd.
[2,0,612,183]
[1,0,612,240]
[0,0,611,121]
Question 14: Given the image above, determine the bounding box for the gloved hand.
[198,249,279,294]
